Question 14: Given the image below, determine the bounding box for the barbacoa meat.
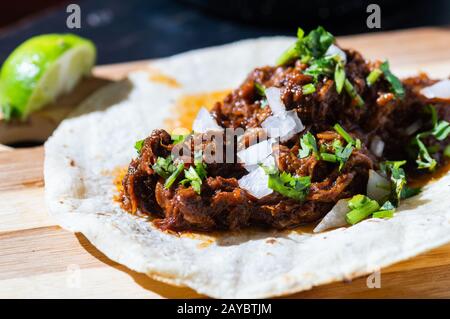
[120,35,450,232]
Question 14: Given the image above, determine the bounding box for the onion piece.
[237,139,274,167]
[325,44,347,63]
[420,79,450,99]
[243,154,275,172]
[370,136,385,157]
[313,199,350,233]
[367,169,391,203]
[261,110,305,142]
[265,87,285,116]
[192,107,223,133]
[238,166,273,199]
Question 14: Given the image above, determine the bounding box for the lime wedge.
[0,34,96,120]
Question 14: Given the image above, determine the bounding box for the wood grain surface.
[1,27,450,298]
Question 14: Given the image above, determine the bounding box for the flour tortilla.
[44,37,450,298]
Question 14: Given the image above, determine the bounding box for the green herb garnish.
[400,186,421,199]
[164,162,184,189]
[366,68,382,86]
[134,139,145,154]
[372,201,395,219]
[344,79,364,107]
[276,26,334,66]
[254,82,266,97]
[152,156,176,179]
[380,160,407,207]
[171,133,189,145]
[262,166,311,201]
[379,61,405,99]
[180,153,207,194]
[333,123,355,145]
[302,83,316,95]
[334,62,346,94]
[346,194,380,225]
[298,132,319,159]
[413,105,450,171]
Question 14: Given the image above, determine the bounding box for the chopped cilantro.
[413,105,450,171]
[152,156,176,179]
[380,160,407,207]
[302,83,316,95]
[262,166,311,201]
[171,133,189,145]
[298,132,319,159]
[180,154,207,194]
[400,186,421,199]
[134,139,145,154]
[276,26,334,66]
[333,123,355,145]
[380,61,405,99]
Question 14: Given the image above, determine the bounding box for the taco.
[45,27,450,298]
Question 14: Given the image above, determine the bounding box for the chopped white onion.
[237,139,274,167]
[367,169,391,203]
[192,107,223,133]
[243,154,275,172]
[265,87,285,116]
[420,79,450,99]
[405,120,422,135]
[370,136,385,157]
[261,110,305,142]
[313,199,350,233]
[238,166,273,199]
[325,44,347,63]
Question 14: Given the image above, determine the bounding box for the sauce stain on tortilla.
[165,90,231,131]
[149,72,181,88]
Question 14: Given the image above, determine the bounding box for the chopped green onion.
[134,139,145,154]
[348,194,371,210]
[164,162,184,189]
[320,152,338,162]
[346,197,380,225]
[254,82,266,97]
[366,68,382,86]
[276,43,299,66]
[333,123,355,145]
[355,138,362,150]
[372,209,394,219]
[380,61,405,99]
[302,83,316,95]
[372,201,395,219]
[334,62,346,94]
[344,79,364,107]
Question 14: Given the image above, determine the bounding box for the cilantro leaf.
[254,82,266,97]
[134,139,145,154]
[400,186,421,199]
[152,156,176,179]
[180,154,208,194]
[380,160,407,206]
[262,166,311,201]
[380,61,405,99]
[302,83,316,95]
[276,26,334,65]
[171,133,189,145]
[298,132,319,159]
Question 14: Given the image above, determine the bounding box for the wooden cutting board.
[1,27,450,298]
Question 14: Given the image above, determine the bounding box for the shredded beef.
[120,44,450,232]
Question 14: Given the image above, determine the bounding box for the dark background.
[0,0,449,65]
